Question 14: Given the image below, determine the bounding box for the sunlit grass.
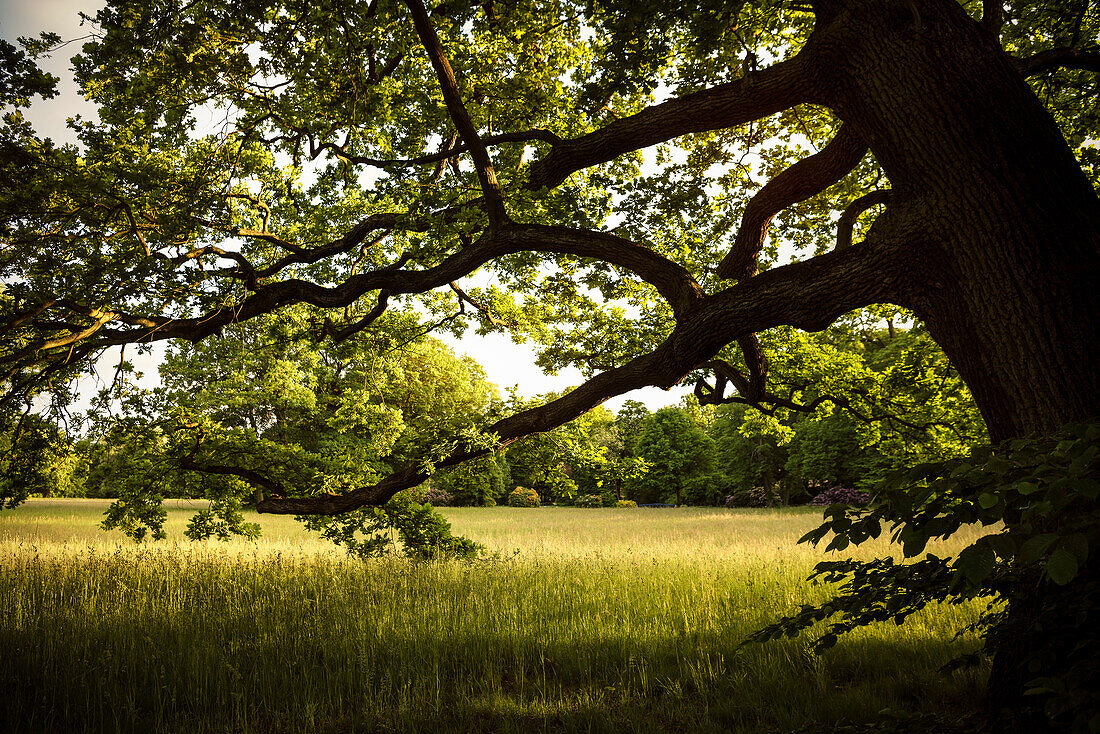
[0,500,988,733]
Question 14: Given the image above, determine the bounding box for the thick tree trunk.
[814,0,1100,442]
[811,2,1100,729]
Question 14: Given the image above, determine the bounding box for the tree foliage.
[85,306,498,552]
[629,406,715,505]
[2,1,1099,724]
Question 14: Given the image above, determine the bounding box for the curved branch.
[717,124,867,280]
[1013,47,1100,76]
[322,129,561,169]
[450,281,507,327]
[697,379,974,441]
[836,190,891,251]
[0,299,57,337]
[324,290,390,344]
[253,213,404,279]
[737,335,769,399]
[258,227,917,515]
[163,245,259,289]
[179,457,290,498]
[3,221,703,368]
[528,54,815,191]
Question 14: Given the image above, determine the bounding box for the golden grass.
[0,500,988,733]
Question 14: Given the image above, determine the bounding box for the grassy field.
[0,500,989,733]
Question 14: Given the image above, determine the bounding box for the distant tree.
[629,407,715,505]
[783,414,866,491]
[0,413,77,503]
[431,452,509,506]
[506,401,643,504]
[87,306,499,545]
[710,404,789,506]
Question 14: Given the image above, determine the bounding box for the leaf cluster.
[749,421,1100,730]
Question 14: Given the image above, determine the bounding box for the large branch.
[527,55,814,191]
[716,124,867,280]
[257,224,917,515]
[836,190,891,251]
[1013,47,1100,76]
[405,0,506,225]
[3,221,703,369]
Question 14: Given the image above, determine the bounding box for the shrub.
[575,494,602,508]
[810,487,872,507]
[724,493,746,508]
[482,496,496,507]
[507,486,540,507]
[728,486,781,508]
[421,486,453,506]
[615,499,638,508]
[751,422,1100,730]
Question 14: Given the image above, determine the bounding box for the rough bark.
[804,0,1100,442]
[798,3,1100,728]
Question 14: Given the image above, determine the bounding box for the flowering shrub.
[421,486,453,506]
[810,487,871,507]
[615,499,638,508]
[508,486,540,507]
[575,494,602,508]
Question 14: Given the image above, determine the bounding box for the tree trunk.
[814,2,1100,729]
[816,0,1100,442]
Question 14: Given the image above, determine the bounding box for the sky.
[1,0,693,413]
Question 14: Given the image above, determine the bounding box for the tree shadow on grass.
[1,617,987,734]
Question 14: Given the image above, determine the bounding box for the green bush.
[482,496,496,507]
[576,494,602,508]
[615,499,638,508]
[507,486,540,507]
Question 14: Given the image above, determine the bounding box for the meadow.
[0,500,989,733]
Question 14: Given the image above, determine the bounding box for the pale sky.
[0,0,691,413]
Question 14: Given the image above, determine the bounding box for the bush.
[507,486,540,507]
[810,487,872,507]
[615,499,638,508]
[575,494,602,508]
[482,496,496,507]
[726,486,780,508]
[421,486,453,506]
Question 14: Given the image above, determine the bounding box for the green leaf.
[955,543,996,586]
[978,492,999,509]
[983,533,1017,560]
[1044,549,1078,586]
[901,532,929,558]
[1059,533,1090,564]
[1075,478,1100,499]
[1018,533,1058,564]
[1017,481,1040,495]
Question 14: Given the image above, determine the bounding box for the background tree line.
[3,305,984,511]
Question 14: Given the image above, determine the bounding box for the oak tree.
[2,0,1098,727]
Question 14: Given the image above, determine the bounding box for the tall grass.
[0,501,988,733]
